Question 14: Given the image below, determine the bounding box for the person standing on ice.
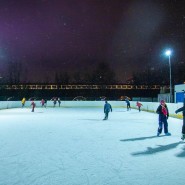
[31,100,36,112]
[58,98,61,107]
[21,97,26,108]
[53,98,57,107]
[125,97,131,111]
[40,99,45,107]
[156,100,171,136]
[136,101,143,112]
[175,106,185,140]
[103,100,112,120]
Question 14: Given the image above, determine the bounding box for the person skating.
[175,106,185,140]
[21,97,26,108]
[40,99,45,107]
[58,98,61,107]
[103,100,112,120]
[156,100,171,136]
[125,97,131,111]
[53,98,57,107]
[31,101,36,112]
[136,101,143,112]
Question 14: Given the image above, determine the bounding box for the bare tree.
[7,61,22,84]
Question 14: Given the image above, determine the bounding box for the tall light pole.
[165,49,172,103]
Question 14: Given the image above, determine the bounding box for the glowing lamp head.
[165,49,172,56]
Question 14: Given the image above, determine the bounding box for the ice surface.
[0,107,184,185]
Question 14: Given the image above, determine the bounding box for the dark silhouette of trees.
[7,61,22,84]
[55,72,70,84]
[90,62,117,84]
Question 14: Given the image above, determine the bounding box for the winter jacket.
[136,102,142,107]
[31,102,36,108]
[156,104,169,120]
[125,99,130,105]
[104,103,112,113]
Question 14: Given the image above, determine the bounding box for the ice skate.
[165,132,171,136]
[181,134,185,140]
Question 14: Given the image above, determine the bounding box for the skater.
[175,106,185,140]
[103,100,112,120]
[21,97,26,108]
[136,101,143,112]
[40,99,45,107]
[58,98,61,107]
[53,98,57,107]
[156,100,171,136]
[31,100,36,112]
[125,97,131,111]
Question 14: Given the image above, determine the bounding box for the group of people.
[21,97,61,112]
[103,98,142,120]
[125,98,143,112]
[103,99,185,141]
[52,97,61,107]
[22,96,185,140]
[22,97,37,112]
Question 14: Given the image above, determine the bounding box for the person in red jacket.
[136,101,143,112]
[31,101,36,112]
[40,99,45,107]
[156,100,171,136]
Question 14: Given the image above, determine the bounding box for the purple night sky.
[0,0,185,83]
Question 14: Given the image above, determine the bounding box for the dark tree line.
[54,62,117,85]
[2,59,185,85]
[132,61,185,85]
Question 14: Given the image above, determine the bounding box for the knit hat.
[160,100,165,104]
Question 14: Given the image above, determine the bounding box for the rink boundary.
[0,101,183,119]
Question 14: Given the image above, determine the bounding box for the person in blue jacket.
[125,97,131,111]
[103,101,112,120]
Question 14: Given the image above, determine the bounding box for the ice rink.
[0,107,184,185]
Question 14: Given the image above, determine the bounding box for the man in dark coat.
[103,101,112,120]
[156,100,171,136]
[175,106,185,140]
[125,97,131,111]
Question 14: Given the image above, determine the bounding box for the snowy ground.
[0,107,184,185]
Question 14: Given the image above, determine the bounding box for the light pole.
[165,49,172,103]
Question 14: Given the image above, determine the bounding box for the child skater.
[103,100,112,120]
[156,100,171,136]
[31,100,36,112]
[136,101,143,112]
[21,97,26,108]
[40,99,45,107]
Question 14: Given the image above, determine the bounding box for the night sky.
[0,0,185,83]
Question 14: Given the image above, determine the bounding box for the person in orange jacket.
[136,101,143,112]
